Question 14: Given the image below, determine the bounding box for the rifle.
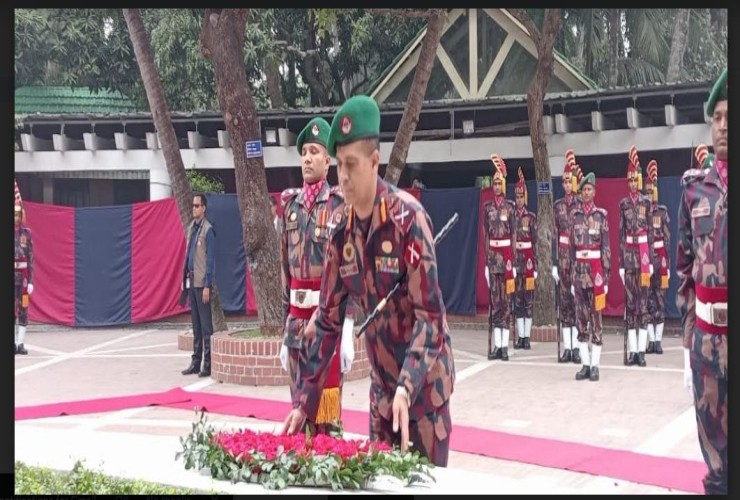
[555,272,561,361]
[623,298,628,366]
[487,290,493,358]
[355,212,460,338]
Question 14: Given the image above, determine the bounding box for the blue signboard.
[537,181,551,195]
[245,140,263,159]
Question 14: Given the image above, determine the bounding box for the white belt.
[626,235,648,244]
[696,299,728,327]
[14,261,28,269]
[653,240,664,249]
[576,250,601,259]
[516,241,532,250]
[558,236,570,245]
[489,239,511,248]
[290,289,320,309]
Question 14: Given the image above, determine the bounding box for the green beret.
[703,152,715,169]
[296,117,331,154]
[327,95,380,157]
[579,172,596,190]
[706,67,727,116]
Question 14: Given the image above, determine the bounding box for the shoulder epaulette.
[594,207,608,217]
[681,169,704,187]
[280,188,301,208]
[388,190,420,235]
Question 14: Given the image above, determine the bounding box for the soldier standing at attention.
[278,117,353,435]
[512,167,537,350]
[676,67,727,495]
[553,150,583,363]
[483,154,517,360]
[570,172,611,382]
[643,160,670,355]
[618,147,654,367]
[14,179,34,356]
[282,95,455,467]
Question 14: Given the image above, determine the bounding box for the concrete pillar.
[149,166,172,200]
[42,177,54,204]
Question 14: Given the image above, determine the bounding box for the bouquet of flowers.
[176,410,435,491]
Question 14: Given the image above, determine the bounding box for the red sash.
[695,284,727,335]
[517,239,536,290]
[654,239,669,289]
[14,257,29,310]
[627,230,651,287]
[490,238,515,294]
[575,246,606,311]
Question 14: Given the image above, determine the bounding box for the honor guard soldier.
[676,67,727,495]
[553,150,583,363]
[483,154,517,360]
[278,117,353,435]
[14,179,34,356]
[512,167,537,349]
[643,160,670,354]
[618,147,654,367]
[282,95,456,466]
[570,172,611,382]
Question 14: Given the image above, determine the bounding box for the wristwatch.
[396,386,411,408]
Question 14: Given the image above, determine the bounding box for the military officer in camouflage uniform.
[618,147,654,367]
[483,154,517,361]
[282,96,456,467]
[278,117,353,435]
[570,172,611,382]
[14,181,34,356]
[553,150,583,363]
[676,67,727,495]
[512,167,537,350]
[643,160,670,355]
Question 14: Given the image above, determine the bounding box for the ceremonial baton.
[355,212,460,338]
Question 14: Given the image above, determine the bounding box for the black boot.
[575,366,591,380]
[199,336,212,377]
[637,352,647,367]
[524,338,531,350]
[501,347,509,361]
[627,353,637,366]
[513,337,524,350]
[182,361,200,375]
[494,347,503,359]
[17,344,28,355]
[646,341,655,354]
[571,348,581,364]
[654,341,663,354]
[589,366,600,381]
[15,345,19,355]
[558,349,572,363]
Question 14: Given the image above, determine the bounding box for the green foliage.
[177,410,435,491]
[14,460,196,495]
[187,169,225,194]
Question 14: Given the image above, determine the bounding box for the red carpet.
[16,388,705,493]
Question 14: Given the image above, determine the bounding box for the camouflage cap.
[579,172,596,190]
[326,95,380,157]
[706,67,727,116]
[296,117,331,155]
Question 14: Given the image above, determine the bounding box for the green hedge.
[15,460,201,495]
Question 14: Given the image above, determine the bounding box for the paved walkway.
[15,325,701,494]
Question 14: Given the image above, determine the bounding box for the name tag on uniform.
[375,256,400,274]
[588,229,598,235]
[691,204,710,218]
[500,214,508,221]
[339,262,359,278]
[285,221,298,231]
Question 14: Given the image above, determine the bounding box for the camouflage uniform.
[14,201,33,356]
[676,68,727,495]
[618,149,654,367]
[483,155,517,361]
[513,167,537,350]
[554,150,583,363]
[570,172,611,382]
[644,160,670,354]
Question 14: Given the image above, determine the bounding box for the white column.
[42,177,54,204]
[149,166,172,200]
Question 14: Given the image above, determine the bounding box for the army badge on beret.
[340,116,352,136]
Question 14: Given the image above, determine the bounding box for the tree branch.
[366,8,442,20]
[508,9,541,48]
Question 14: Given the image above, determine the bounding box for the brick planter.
[177,330,370,386]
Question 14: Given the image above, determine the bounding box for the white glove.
[683,348,692,395]
[552,266,559,283]
[604,285,609,295]
[534,271,538,280]
[27,283,34,295]
[484,266,490,288]
[340,317,355,373]
[279,345,289,373]
[649,264,654,276]
[619,268,625,284]
[512,267,517,278]
[667,269,671,280]
[571,285,575,296]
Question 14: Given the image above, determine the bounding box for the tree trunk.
[607,9,620,87]
[286,55,297,108]
[123,9,227,333]
[509,8,563,327]
[264,55,284,109]
[575,22,585,69]
[666,9,691,83]
[301,19,328,106]
[200,9,282,336]
[383,10,446,186]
